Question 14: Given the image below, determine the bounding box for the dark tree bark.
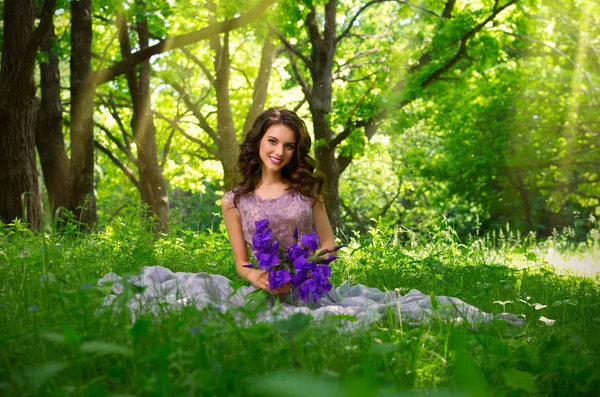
[0,0,56,230]
[300,0,342,227]
[70,0,97,227]
[118,7,170,233]
[36,21,71,222]
[210,29,239,190]
[506,168,534,232]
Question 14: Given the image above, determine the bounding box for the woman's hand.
[270,281,291,295]
[248,270,269,290]
[249,270,291,295]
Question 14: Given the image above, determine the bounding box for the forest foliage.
[0,0,598,237]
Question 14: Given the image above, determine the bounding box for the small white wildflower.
[539,316,556,326]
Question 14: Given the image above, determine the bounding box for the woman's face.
[259,124,296,174]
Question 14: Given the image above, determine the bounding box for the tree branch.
[442,0,457,18]
[323,0,337,52]
[337,0,391,44]
[179,47,215,86]
[100,95,132,149]
[329,77,378,150]
[161,125,176,170]
[287,51,312,99]
[305,4,322,55]
[94,0,276,85]
[268,22,312,68]
[94,122,140,167]
[419,0,519,90]
[232,66,252,89]
[243,32,277,134]
[167,81,220,143]
[18,0,57,89]
[153,111,220,158]
[377,182,402,219]
[94,140,140,189]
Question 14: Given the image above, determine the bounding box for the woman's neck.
[259,169,283,186]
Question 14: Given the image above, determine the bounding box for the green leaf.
[27,361,69,391]
[107,365,127,384]
[368,342,400,355]
[451,332,489,396]
[41,332,65,344]
[324,314,357,322]
[503,368,537,393]
[63,325,82,345]
[252,371,344,397]
[80,341,133,357]
[273,313,311,334]
[128,318,151,337]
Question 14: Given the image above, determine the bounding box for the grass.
[0,215,599,396]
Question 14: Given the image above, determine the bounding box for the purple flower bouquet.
[244,219,342,304]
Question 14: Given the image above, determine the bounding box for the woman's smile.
[269,156,282,165]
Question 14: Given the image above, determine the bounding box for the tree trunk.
[0,0,43,230]
[243,33,276,135]
[211,31,239,190]
[306,0,340,228]
[312,109,341,228]
[36,21,71,222]
[70,0,96,227]
[132,13,170,233]
[506,168,534,233]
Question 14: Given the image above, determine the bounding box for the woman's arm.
[221,195,269,290]
[313,196,335,250]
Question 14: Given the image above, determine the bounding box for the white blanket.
[98,265,523,328]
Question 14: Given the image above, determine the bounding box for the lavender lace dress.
[97,190,523,328]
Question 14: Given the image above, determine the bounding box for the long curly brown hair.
[232,108,324,206]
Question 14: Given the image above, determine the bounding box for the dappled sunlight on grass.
[544,249,599,278]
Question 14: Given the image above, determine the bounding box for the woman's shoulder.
[223,189,235,202]
[223,188,254,207]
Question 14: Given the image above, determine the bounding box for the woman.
[99,108,522,327]
[221,108,334,295]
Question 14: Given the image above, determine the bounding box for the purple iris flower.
[313,265,332,292]
[268,269,292,289]
[319,278,333,293]
[255,219,269,230]
[315,264,331,279]
[250,219,336,304]
[297,278,320,304]
[292,255,316,273]
[252,220,273,252]
[287,243,309,263]
[300,232,319,251]
[270,240,280,255]
[292,269,309,287]
[258,252,280,270]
